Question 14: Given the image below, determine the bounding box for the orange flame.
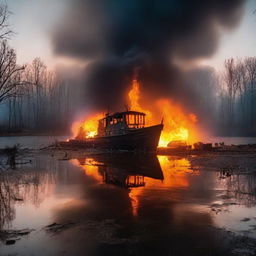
[128,77,140,111]
[71,113,103,139]
[128,77,152,121]
[155,100,195,146]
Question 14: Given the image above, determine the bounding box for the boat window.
[125,115,129,124]
[107,116,126,125]
[125,113,145,128]
[105,113,145,128]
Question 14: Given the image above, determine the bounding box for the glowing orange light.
[71,113,103,139]
[155,100,193,147]
[127,78,198,146]
[128,77,140,111]
[70,155,200,217]
[70,159,103,182]
[128,76,152,120]
[128,156,199,216]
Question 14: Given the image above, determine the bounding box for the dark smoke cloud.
[51,0,246,115]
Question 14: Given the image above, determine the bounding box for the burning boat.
[61,70,199,151]
[67,110,163,152]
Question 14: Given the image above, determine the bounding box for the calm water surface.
[205,136,256,145]
[0,135,69,149]
[0,137,256,255]
[0,135,256,149]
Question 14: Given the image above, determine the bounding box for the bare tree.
[244,57,256,128]
[0,3,12,40]
[220,57,256,134]
[235,60,248,123]
[29,58,46,128]
[0,40,25,103]
[224,58,237,124]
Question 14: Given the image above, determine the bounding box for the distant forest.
[0,50,74,133]
[218,57,256,136]
[0,53,74,133]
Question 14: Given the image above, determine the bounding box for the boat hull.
[67,124,163,152]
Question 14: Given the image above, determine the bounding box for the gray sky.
[7,0,256,70]
[8,0,67,68]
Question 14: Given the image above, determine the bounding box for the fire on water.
[71,77,198,147]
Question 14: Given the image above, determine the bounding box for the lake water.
[1,146,256,256]
[0,135,69,149]
[204,136,256,145]
[0,135,256,150]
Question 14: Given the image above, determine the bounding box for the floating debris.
[241,218,251,222]
[0,228,34,244]
[5,239,16,245]
[44,222,76,234]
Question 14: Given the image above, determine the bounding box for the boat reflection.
[74,154,163,188]
[72,154,164,217]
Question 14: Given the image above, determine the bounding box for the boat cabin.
[97,111,146,137]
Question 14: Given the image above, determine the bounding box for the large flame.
[155,99,197,146]
[127,77,198,146]
[71,76,198,146]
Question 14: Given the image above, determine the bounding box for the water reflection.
[74,154,163,186]
[0,156,79,229]
[1,153,256,255]
[0,175,15,229]
[219,172,256,207]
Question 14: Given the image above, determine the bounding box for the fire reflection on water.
[70,159,103,183]
[128,156,199,216]
[1,153,256,245]
[70,155,200,216]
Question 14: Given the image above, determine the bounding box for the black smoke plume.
[51,0,246,118]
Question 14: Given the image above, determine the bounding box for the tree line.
[0,45,73,133]
[218,57,256,135]
[4,56,72,132]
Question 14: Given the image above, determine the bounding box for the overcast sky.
[7,0,256,70]
[8,0,67,68]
